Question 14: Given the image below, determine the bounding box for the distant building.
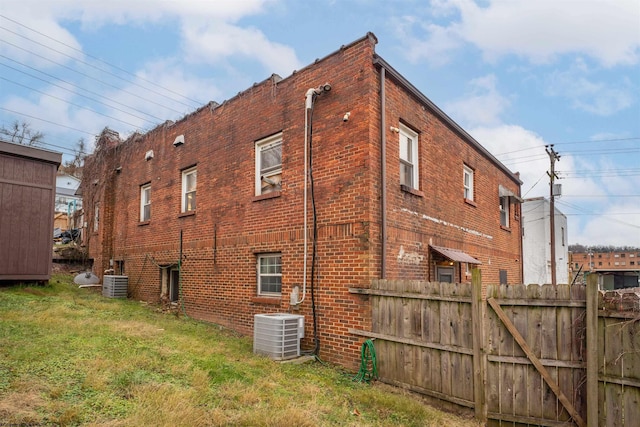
[522,197,568,285]
[570,250,640,289]
[55,172,82,215]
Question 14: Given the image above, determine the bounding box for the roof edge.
[373,55,522,186]
[0,139,62,165]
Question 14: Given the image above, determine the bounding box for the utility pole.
[546,145,560,286]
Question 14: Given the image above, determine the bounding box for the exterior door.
[169,269,180,302]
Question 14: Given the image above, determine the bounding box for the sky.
[0,0,638,247]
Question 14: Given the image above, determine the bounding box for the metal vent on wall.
[103,275,128,298]
[253,313,304,360]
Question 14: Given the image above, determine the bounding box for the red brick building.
[570,250,640,289]
[82,33,523,367]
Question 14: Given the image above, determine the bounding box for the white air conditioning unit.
[253,313,304,360]
[103,275,128,298]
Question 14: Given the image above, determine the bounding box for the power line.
[1,76,146,129]
[556,199,640,229]
[0,16,203,109]
[0,120,91,156]
[502,148,640,166]
[559,195,640,198]
[0,107,97,137]
[495,137,640,157]
[1,39,188,116]
[0,55,167,123]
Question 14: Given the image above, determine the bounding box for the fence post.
[586,274,598,427]
[471,268,487,422]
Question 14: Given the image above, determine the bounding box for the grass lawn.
[0,274,481,426]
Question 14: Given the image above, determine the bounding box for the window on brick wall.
[499,269,508,285]
[499,196,509,227]
[399,124,419,190]
[140,183,151,221]
[93,203,99,233]
[255,133,282,196]
[181,166,197,213]
[257,253,282,296]
[463,165,474,200]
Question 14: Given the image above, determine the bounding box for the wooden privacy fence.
[349,273,640,426]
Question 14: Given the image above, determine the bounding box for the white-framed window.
[463,165,474,200]
[499,196,509,227]
[93,203,99,232]
[140,183,151,221]
[255,133,282,196]
[257,253,282,296]
[181,167,197,212]
[399,124,419,189]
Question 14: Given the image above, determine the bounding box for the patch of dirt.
[51,262,87,275]
[0,390,45,424]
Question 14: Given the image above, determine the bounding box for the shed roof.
[0,139,62,165]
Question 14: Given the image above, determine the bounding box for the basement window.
[257,253,282,296]
[255,133,282,196]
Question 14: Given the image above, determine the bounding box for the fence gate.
[350,275,640,426]
[483,286,586,427]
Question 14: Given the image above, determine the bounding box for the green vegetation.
[0,274,480,426]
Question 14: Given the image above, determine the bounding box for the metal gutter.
[380,67,387,279]
[372,55,522,186]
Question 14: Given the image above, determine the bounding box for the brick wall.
[83,33,522,368]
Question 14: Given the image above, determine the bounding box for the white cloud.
[545,61,635,116]
[393,16,462,66]
[0,15,83,69]
[468,124,640,246]
[2,0,299,78]
[569,201,640,247]
[182,22,301,77]
[402,0,640,67]
[445,74,510,126]
[470,124,550,197]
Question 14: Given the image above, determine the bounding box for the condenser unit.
[253,313,304,360]
[103,275,128,298]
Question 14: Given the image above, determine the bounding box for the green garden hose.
[353,339,378,383]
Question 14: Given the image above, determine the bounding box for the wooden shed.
[0,140,62,282]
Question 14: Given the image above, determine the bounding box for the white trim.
[463,165,474,200]
[181,167,197,213]
[399,124,419,189]
[140,183,151,221]
[257,253,282,296]
[255,132,283,196]
[500,196,509,227]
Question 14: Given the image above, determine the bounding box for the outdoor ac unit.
[103,275,128,298]
[253,313,304,360]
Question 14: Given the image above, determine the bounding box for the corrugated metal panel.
[430,245,481,265]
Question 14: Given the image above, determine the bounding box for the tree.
[0,120,44,146]
[60,138,87,179]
